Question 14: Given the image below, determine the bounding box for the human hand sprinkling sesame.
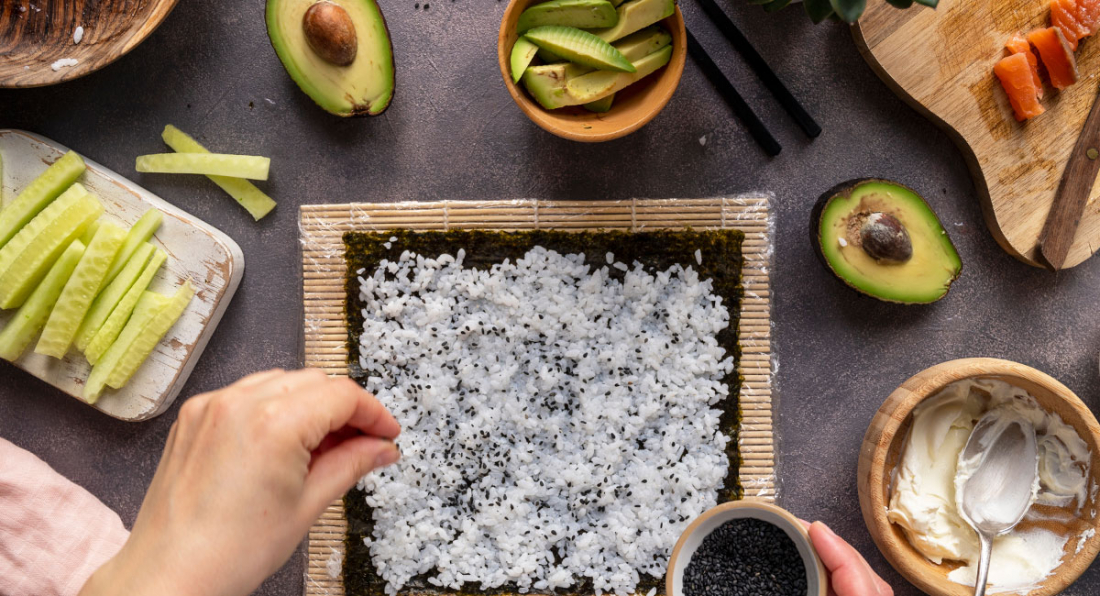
[79,369,401,596]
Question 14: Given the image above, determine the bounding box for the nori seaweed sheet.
[341,229,745,596]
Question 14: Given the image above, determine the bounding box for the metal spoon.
[956,411,1039,596]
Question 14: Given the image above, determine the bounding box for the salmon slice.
[1073,0,1100,37]
[1005,35,1044,97]
[994,52,1047,121]
[1028,27,1079,89]
[1052,0,1083,49]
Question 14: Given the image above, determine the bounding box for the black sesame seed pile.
[683,518,808,596]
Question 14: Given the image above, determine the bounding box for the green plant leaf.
[747,0,773,6]
[804,0,834,22]
[829,0,866,21]
[912,0,938,6]
[885,0,913,6]
[763,0,792,13]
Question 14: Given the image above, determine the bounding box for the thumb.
[809,522,883,596]
[302,435,400,517]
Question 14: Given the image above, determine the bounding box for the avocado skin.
[810,178,963,305]
[266,0,396,117]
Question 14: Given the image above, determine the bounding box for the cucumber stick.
[0,241,86,362]
[161,126,276,220]
[0,151,85,250]
[102,210,163,289]
[85,248,167,365]
[105,281,194,390]
[74,243,155,352]
[35,222,127,359]
[136,153,271,181]
[0,184,102,309]
[85,291,169,402]
[79,219,102,246]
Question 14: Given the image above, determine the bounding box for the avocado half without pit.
[811,179,962,304]
[266,0,395,116]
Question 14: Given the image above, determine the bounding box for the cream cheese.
[887,378,1090,593]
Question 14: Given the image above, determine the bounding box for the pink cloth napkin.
[0,437,130,596]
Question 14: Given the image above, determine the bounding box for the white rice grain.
[356,247,733,596]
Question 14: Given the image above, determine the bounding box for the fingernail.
[374,445,400,468]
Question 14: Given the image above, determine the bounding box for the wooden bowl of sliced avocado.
[498,0,687,142]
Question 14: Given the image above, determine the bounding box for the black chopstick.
[686,27,782,157]
[693,0,821,138]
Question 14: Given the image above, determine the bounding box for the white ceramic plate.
[0,129,244,421]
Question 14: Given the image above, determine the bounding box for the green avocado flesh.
[590,0,675,43]
[266,0,395,116]
[524,26,636,73]
[524,44,670,108]
[517,0,619,31]
[816,180,962,304]
[511,37,540,84]
[522,29,671,109]
[584,94,614,112]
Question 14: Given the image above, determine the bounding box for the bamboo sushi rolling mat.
[299,198,776,596]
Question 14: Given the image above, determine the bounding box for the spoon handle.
[973,534,993,596]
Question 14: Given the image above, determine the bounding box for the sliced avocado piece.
[590,0,675,43]
[511,37,540,83]
[564,44,671,104]
[524,26,636,73]
[523,43,671,108]
[523,64,571,109]
[517,0,619,32]
[811,179,962,304]
[537,47,564,63]
[584,94,615,112]
[266,0,395,116]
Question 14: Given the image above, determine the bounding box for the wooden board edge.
[848,22,1045,268]
[299,198,776,596]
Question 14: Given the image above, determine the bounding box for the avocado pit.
[850,210,912,264]
[303,1,358,66]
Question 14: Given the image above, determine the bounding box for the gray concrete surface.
[3,0,1100,594]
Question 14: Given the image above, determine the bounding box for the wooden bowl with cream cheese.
[858,357,1100,596]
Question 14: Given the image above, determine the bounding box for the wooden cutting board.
[854,0,1100,269]
[0,129,243,421]
[298,199,776,595]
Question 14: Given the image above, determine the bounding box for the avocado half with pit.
[811,179,962,304]
[266,0,395,116]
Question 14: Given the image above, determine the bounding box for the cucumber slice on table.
[102,210,163,289]
[0,183,102,309]
[135,153,271,181]
[0,241,86,362]
[85,291,169,402]
[524,26,636,73]
[85,248,167,365]
[35,222,127,359]
[74,242,156,352]
[105,281,194,390]
[161,126,276,221]
[517,0,619,31]
[0,151,85,250]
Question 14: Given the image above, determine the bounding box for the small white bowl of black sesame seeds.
[666,500,827,596]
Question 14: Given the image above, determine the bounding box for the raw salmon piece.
[1005,34,1044,97]
[1052,0,1083,49]
[1072,0,1100,37]
[1029,27,1079,89]
[994,52,1046,121]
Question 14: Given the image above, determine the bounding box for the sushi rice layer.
[356,246,733,596]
